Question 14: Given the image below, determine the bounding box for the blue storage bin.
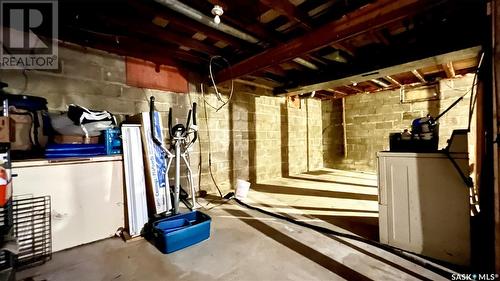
[152,211,211,254]
[156,218,191,234]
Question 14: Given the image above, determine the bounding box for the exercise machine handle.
[168,107,173,138]
[185,109,192,137]
[192,102,198,144]
[192,102,197,126]
[149,96,163,147]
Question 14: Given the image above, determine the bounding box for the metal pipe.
[181,153,196,209]
[165,154,174,211]
[173,132,181,214]
[371,79,390,88]
[153,0,262,45]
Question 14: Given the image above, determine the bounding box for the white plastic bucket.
[235,179,251,199]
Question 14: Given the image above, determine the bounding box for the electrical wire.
[202,93,224,198]
[197,55,235,198]
[468,52,485,132]
[230,196,457,279]
[201,56,234,112]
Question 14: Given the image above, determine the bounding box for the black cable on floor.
[230,195,456,279]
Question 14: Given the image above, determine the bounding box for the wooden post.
[493,0,500,273]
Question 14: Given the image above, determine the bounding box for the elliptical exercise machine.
[149,96,198,215]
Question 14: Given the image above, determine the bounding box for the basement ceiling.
[57,0,486,97]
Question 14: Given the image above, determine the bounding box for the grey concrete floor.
[17,169,453,281]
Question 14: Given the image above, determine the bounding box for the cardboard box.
[0,117,15,143]
[53,135,99,144]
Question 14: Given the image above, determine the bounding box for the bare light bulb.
[211,5,223,25]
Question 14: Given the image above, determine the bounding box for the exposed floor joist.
[215,0,438,82]
[277,46,481,96]
[411,70,427,83]
[385,76,402,87]
[442,62,456,78]
[259,0,313,29]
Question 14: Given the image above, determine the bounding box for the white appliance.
[12,156,125,252]
[377,151,470,266]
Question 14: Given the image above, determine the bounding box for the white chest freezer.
[377,151,470,266]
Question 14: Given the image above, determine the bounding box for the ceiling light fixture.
[211,5,224,25]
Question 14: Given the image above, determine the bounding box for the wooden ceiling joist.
[442,62,456,78]
[103,16,220,55]
[264,65,288,77]
[259,0,313,29]
[277,46,481,96]
[60,29,196,71]
[385,75,402,86]
[331,42,356,57]
[127,0,249,51]
[234,79,274,90]
[345,85,363,93]
[325,89,348,97]
[215,0,437,82]
[411,69,427,83]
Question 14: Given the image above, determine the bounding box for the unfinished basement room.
[0,0,499,280]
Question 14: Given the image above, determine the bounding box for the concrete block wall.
[277,98,323,177]
[322,74,475,172]
[322,99,344,168]
[0,43,323,195]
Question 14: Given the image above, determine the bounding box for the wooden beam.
[345,85,363,93]
[411,69,427,83]
[102,15,220,55]
[204,0,284,46]
[385,75,402,86]
[264,65,288,77]
[259,0,313,30]
[60,26,203,71]
[331,42,356,57]
[492,0,500,272]
[127,0,250,51]
[234,79,274,90]
[216,0,438,82]
[325,89,348,97]
[442,61,456,78]
[276,46,481,96]
[305,54,328,66]
[370,30,390,45]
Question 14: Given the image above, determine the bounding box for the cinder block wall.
[0,43,323,194]
[322,99,344,168]
[322,75,475,172]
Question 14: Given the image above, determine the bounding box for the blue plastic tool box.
[152,211,211,254]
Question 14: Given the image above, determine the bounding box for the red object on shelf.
[0,167,11,207]
[126,57,189,93]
